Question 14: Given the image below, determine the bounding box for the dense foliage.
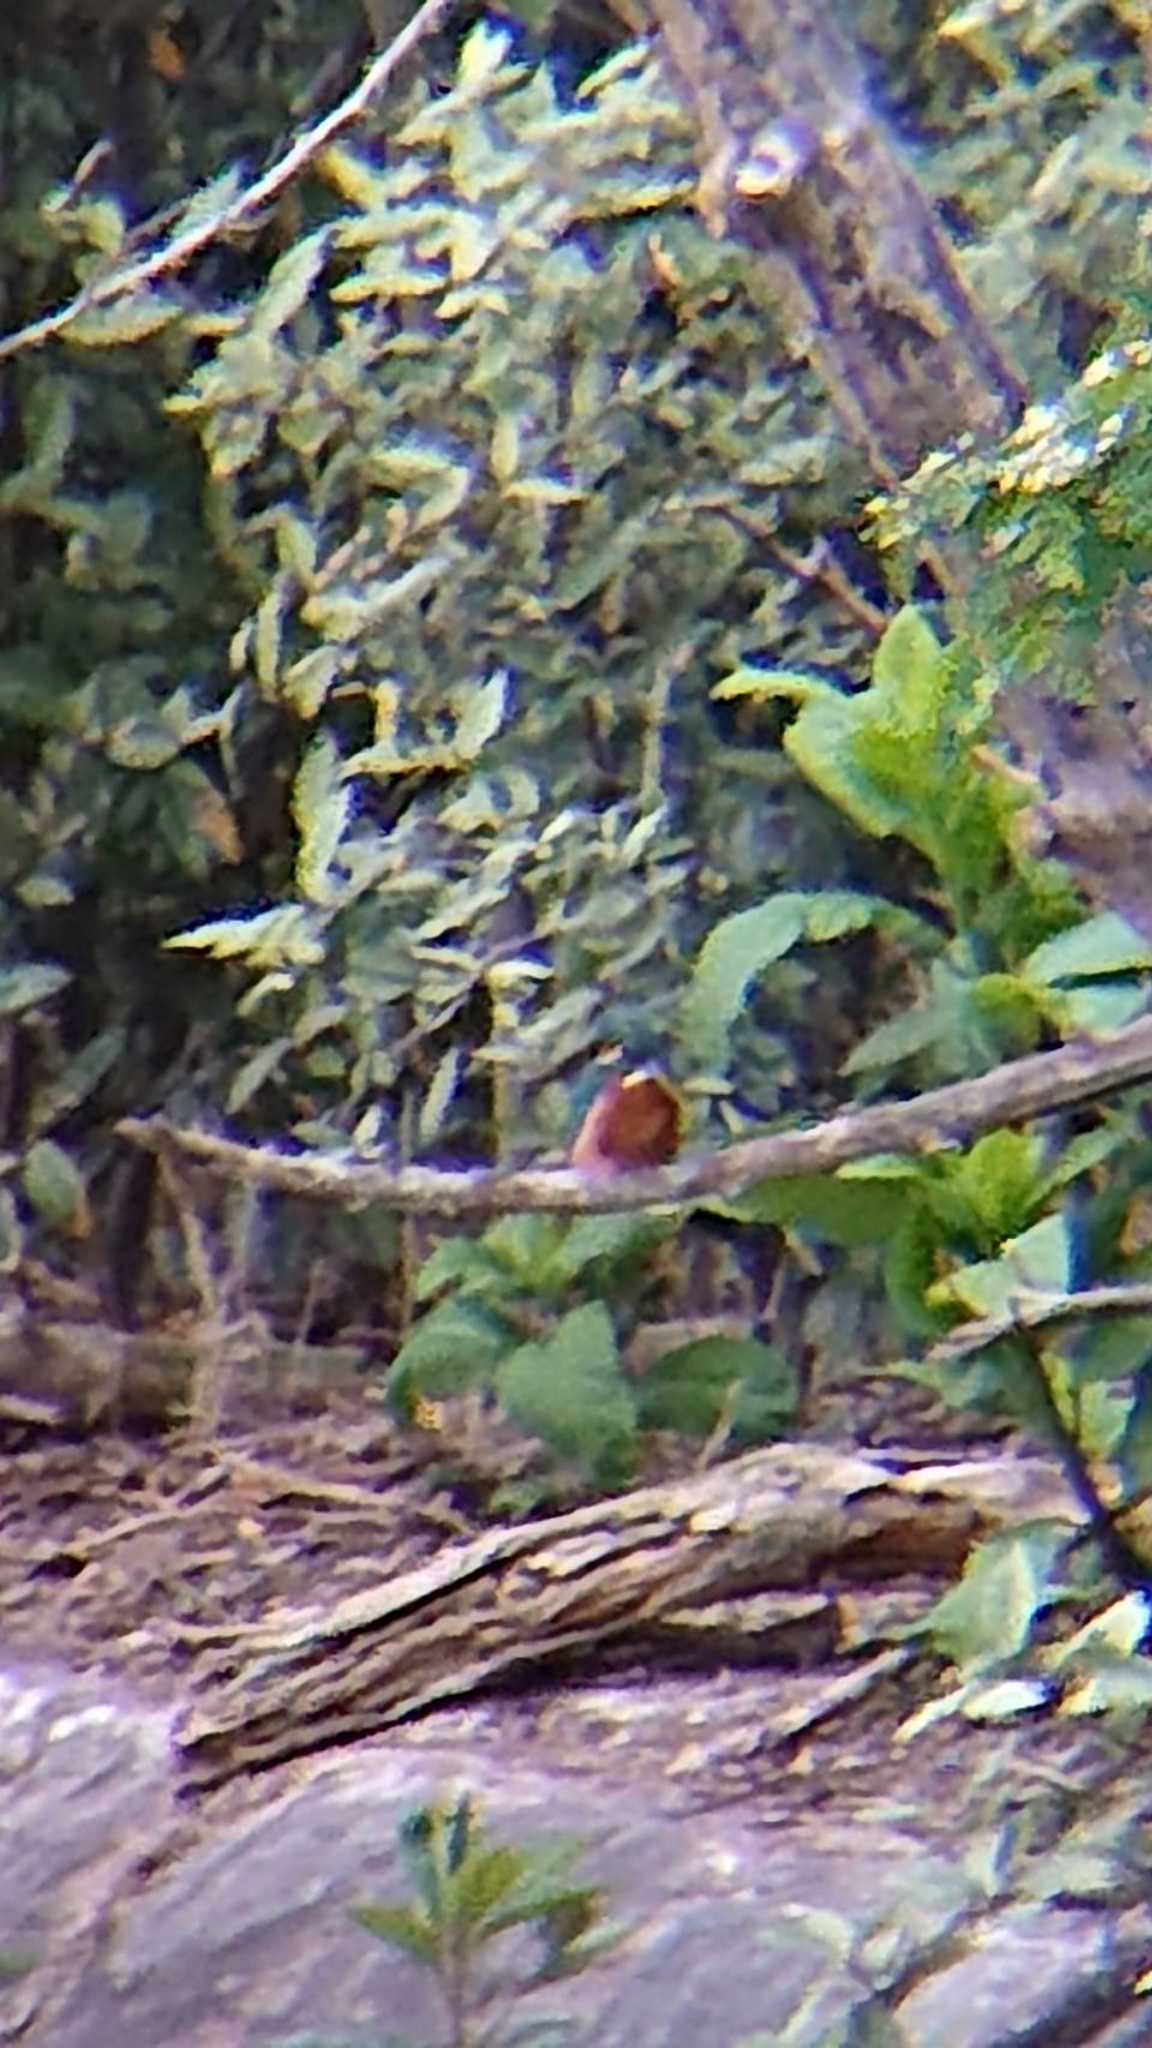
[9,1,1152,1549]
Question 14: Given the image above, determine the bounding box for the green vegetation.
[272,1792,619,2048]
[9,0,1152,1679]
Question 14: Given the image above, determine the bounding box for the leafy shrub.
[388,1211,795,1492]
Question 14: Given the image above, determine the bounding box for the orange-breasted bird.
[569,1063,683,1175]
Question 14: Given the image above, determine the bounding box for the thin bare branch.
[928,1283,1152,1366]
[0,0,460,364]
[118,1012,1152,1217]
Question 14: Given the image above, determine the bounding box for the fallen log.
[176,1441,1078,1786]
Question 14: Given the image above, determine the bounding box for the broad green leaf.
[1072,1314,1152,1385]
[933,1213,1071,1318]
[728,1171,913,1248]
[683,891,882,1066]
[541,1215,670,1291]
[637,1336,795,1442]
[1053,982,1150,1034]
[496,1303,636,1477]
[386,1300,516,1416]
[1039,1124,1125,1196]
[483,1214,568,1286]
[414,1236,509,1301]
[949,1129,1045,1244]
[921,1522,1070,1674]
[869,602,950,715]
[1022,912,1152,985]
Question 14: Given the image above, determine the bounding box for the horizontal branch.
[928,1282,1152,1366]
[118,1012,1152,1217]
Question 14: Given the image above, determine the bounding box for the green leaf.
[1049,1591,1151,1669]
[28,1027,125,1135]
[728,1169,913,1248]
[165,905,325,967]
[496,1303,636,1477]
[0,964,71,1016]
[842,999,950,1075]
[1022,912,1152,985]
[1039,1125,1125,1197]
[1072,1314,1152,1385]
[949,1129,1046,1244]
[683,891,886,1067]
[351,1902,438,1963]
[934,1213,1072,1319]
[21,1139,89,1237]
[0,1187,24,1273]
[870,603,949,709]
[1117,1370,1152,1492]
[482,1214,569,1289]
[293,737,350,904]
[387,1299,516,1416]
[418,1048,464,1145]
[540,1215,670,1291]
[414,1236,509,1300]
[251,228,331,339]
[636,1336,795,1442]
[921,1522,1071,1675]
[453,1841,531,1927]
[454,669,510,761]
[711,663,839,705]
[66,295,183,346]
[1059,1652,1152,1715]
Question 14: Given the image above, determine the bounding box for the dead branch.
[0,0,460,363]
[928,1283,1152,1366]
[119,1013,1152,1217]
[175,1440,1080,1785]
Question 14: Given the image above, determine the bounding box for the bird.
[569,1062,683,1174]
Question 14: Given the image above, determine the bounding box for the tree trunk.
[637,0,1025,479]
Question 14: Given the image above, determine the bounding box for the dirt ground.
[1,1332,1144,1870]
[0,1390,466,1703]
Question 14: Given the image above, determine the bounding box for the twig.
[117,1012,1152,1217]
[766,535,889,638]
[1015,1330,1150,1592]
[0,0,461,364]
[928,1283,1152,1366]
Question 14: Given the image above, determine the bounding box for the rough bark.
[636,0,1025,478]
[119,1012,1152,1216]
[175,1441,1078,1785]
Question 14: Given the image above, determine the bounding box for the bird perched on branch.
[569,1060,683,1174]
